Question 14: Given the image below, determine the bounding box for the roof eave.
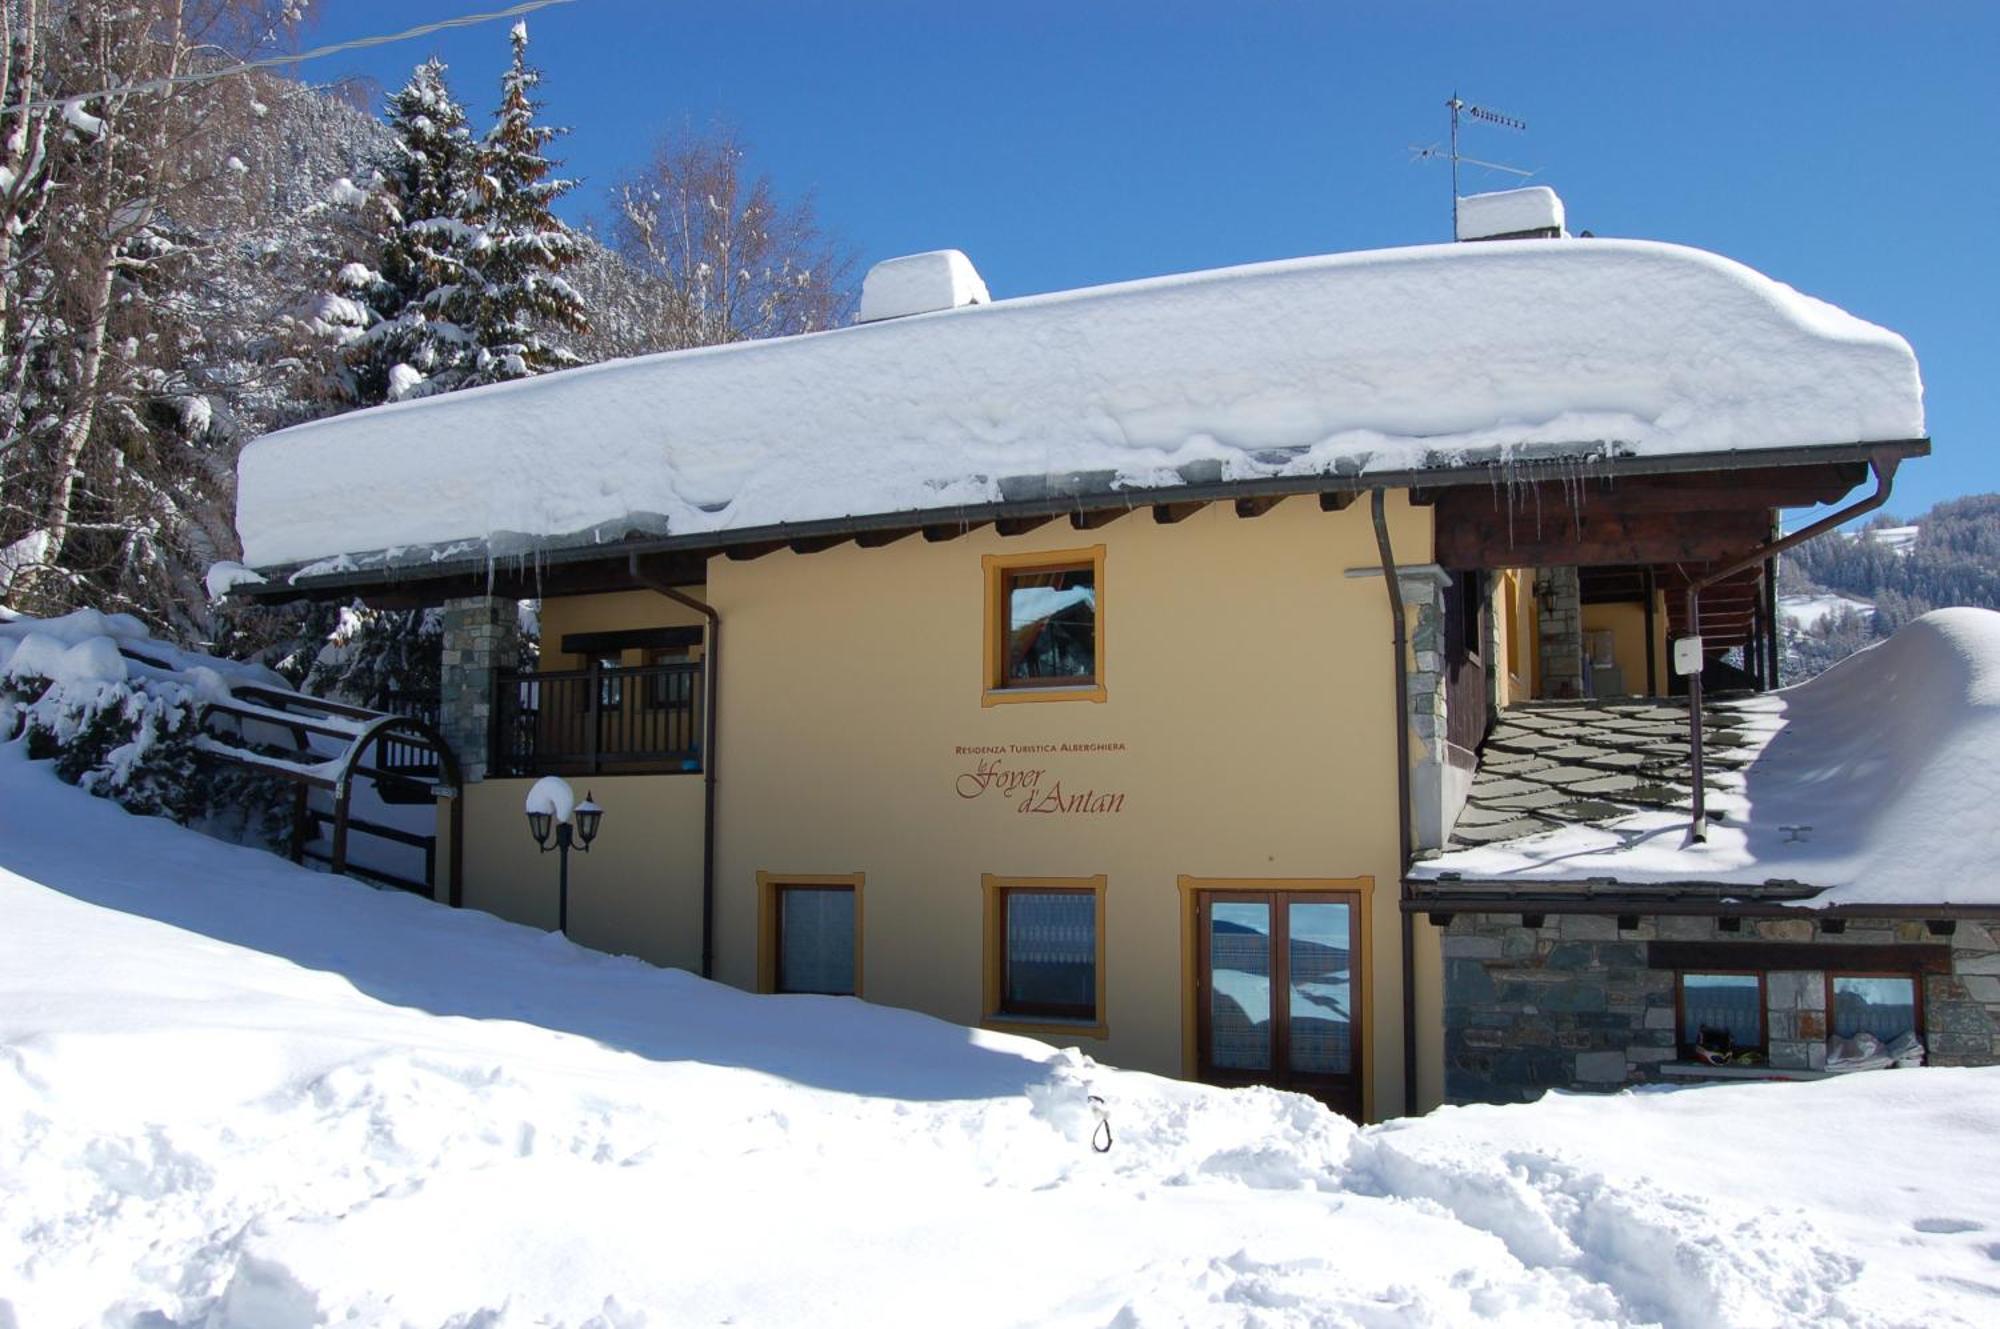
[231,436,1931,603]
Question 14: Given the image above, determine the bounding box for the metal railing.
[493,661,702,777]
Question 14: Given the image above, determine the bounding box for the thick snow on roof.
[1455,186,1565,240]
[235,238,1924,572]
[1417,608,2000,907]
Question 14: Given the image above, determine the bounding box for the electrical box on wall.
[1672,636,1704,676]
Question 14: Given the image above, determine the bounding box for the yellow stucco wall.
[1581,598,1668,698]
[456,775,706,971]
[1493,568,1536,706]
[441,494,1446,1118]
[538,590,710,668]
[699,494,1432,1118]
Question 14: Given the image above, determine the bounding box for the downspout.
[1370,488,1419,1116]
[632,553,721,978]
[1686,454,1899,840]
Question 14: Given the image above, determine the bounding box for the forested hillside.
[0,2,855,686]
[1779,494,2000,680]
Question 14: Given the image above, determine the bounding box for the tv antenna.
[1410,94,1535,239]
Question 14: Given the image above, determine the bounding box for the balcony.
[493,661,702,777]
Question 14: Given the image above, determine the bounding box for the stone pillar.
[440,596,520,785]
[1534,566,1584,699]
[1400,566,1463,850]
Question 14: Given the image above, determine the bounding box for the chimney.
[856,249,991,323]
[1455,186,1567,242]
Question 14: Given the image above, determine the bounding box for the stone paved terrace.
[1441,697,1759,850]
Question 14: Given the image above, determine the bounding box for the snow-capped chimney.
[1455,186,1567,242]
[857,250,990,323]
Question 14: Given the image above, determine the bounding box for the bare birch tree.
[606,122,855,351]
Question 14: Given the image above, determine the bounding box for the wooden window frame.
[981,874,1108,1038]
[1674,970,1769,1055]
[756,872,865,998]
[980,545,1108,706]
[1825,969,1925,1041]
[1176,875,1373,1121]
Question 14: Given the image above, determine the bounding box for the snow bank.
[1457,185,1565,240]
[1418,608,2000,906]
[235,238,1924,571]
[4,745,1999,1326]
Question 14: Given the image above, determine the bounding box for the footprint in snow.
[1913,1217,1984,1235]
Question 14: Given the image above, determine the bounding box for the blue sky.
[304,1,1997,516]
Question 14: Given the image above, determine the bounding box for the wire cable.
[5,0,581,118]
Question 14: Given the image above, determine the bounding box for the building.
[229,192,1939,1118]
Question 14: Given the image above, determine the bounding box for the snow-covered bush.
[1,610,289,839]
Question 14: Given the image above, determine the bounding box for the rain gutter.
[1370,488,1420,1116]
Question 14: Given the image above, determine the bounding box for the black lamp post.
[526,785,604,935]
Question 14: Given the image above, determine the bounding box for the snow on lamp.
[522,777,605,936]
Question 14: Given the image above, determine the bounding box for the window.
[645,645,695,710]
[981,546,1107,705]
[757,873,863,997]
[591,654,624,709]
[1829,974,1920,1042]
[1678,972,1765,1056]
[982,874,1107,1035]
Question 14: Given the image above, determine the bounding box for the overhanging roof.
[233,236,1928,596]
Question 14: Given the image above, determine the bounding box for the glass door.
[1197,890,1361,1119]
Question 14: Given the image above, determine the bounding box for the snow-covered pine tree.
[353,59,483,403]
[462,21,587,386]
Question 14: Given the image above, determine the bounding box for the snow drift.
[234,238,1923,571]
[5,741,2000,1326]
[1418,608,2000,905]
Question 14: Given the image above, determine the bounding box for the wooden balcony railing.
[493,661,702,777]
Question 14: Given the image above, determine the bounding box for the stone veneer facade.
[1442,910,2000,1103]
[1532,565,1584,699]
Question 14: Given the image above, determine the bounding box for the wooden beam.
[1070,507,1129,530]
[725,541,785,562]
[1233,496,1283,519]
[1319,492,1356,512]
[1648,940,1950,975]
[855,528,916,548]
[787,534,851,556]
[995,514,1055,537]
[1433,500,1773,570]
[1152,501,1206,525]
[923,520,989,542]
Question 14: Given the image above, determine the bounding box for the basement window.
[981,546,1107,705]
[1677,972,1766,1060]
[982,875,1107,1034]
[758,873,863,997]
[1828,974,1920,1042]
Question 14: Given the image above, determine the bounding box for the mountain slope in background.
[1780,493,2000,681]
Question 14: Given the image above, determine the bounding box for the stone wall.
[1442,910,2000,1103]
[1533,566,1584,699]
[439,596,521,785]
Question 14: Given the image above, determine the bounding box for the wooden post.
[330,781,352,877]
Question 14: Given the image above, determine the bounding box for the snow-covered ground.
[1418,609,2000,907]
[4,744,2000,1326]
[1778,591,1875,632]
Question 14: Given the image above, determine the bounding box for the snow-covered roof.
[234,237,1924,575]
[1414,608,2000,909]
[1456,186,1565,241]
